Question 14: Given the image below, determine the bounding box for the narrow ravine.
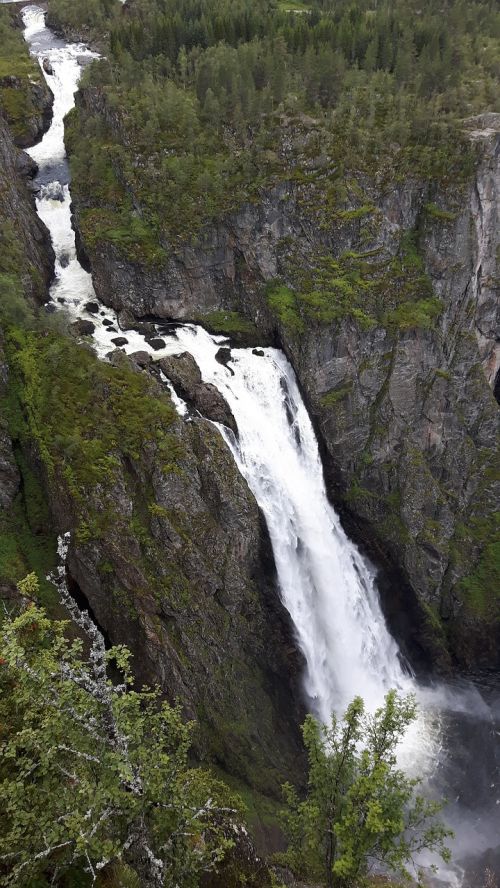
[21,6,500,885]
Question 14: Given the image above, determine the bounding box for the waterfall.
[20,8,499,883]
[18,1,454,761]
[171,326,412,722]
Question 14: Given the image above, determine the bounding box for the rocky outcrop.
[465,113,500,388]
[0,73,53,148]
[0,115,54,301]
[71,111,500,672]
[159,352,237,433]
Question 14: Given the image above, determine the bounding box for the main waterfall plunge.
[21,6,500,884]
[172,327,412,722]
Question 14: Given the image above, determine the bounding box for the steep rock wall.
[0,115,54,301]
[71,111,500,671]
[0,100,305,805]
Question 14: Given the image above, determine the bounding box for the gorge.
[0,0,498,885]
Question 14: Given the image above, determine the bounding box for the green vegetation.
[0,226,58,599]
[4,325,177,541]
[0,577,242,887]
[457,510,500,618]
[53,0,498,261]
[197,309,260,341]
[321,384,352,408]
[266,283,304,335]
[268,234,442,333]
[423,203,457,223]
[461,540,500,616]
[0,265,179,593]
[280,692,451,887]
[0,8,46,144]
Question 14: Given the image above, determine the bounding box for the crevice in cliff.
[65,569,113,650]
[494,368,500,405]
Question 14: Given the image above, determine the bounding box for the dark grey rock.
[215,347,233,372]
[118,308,155,335]
[146,337,166,351]
[71,318,95,336]
[0,117,54,304]
[85,301,99,314]
[129,350,152,367]
[159,352,201,391]
[111,336,128,347]
[160,353,237,434]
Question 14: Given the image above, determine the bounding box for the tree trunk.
[126,819,164,888]
[325,827,335,888]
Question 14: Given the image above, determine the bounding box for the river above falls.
[20,5,500,885]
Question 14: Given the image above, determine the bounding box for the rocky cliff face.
[1,76,306,815]
[4,329,305,806]
[72,111,500,672]
[58,362,305,796]
[0,115,54,301]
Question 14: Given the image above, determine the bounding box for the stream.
[20,5,500,885]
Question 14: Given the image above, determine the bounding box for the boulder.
[159,352,202,392]
[129,350,152,368]
[118,308,155,335]
[145,337,166,351]
[85,301,100,314]
[42,58,54,75]
[71,318,95,336]
[111,337,129,347]
[191,383,237,434]
[160,353,237,434]
[215,347,234,375]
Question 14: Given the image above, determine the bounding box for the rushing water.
[20,6,500,884]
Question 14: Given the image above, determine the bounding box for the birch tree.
[0,538,238,887]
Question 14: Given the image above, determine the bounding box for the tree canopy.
[280,692,452,887]
[56,0,499,254]
[0,555,241,888]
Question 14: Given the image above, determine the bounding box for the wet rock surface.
[159,352,238,434]
[71,318,95,336]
